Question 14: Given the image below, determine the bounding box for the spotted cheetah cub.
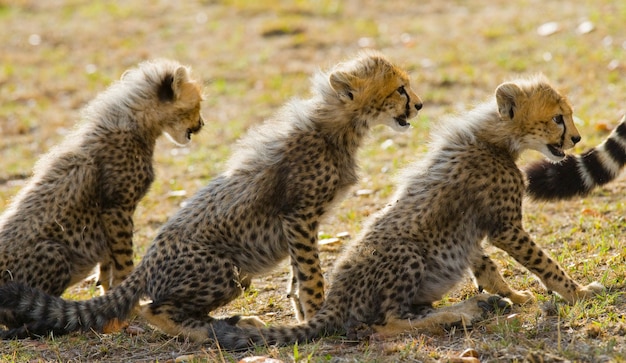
[205,75,604,349]
[0,59,204,329]
[0,51,422,340]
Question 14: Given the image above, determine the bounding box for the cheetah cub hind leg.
[472,255,536,305]
[370,294,511,338]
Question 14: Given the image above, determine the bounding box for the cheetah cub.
[206,75,605,350]
[0,59,204,329]
[0,51,422,340]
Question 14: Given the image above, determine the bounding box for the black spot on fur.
[158,74,175,102]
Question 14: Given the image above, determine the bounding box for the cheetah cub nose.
[415,103,423,111]
[571,135,581,144]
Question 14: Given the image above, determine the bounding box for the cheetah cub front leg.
[287,250,325,322]
[285,221,325,322]
[287,264,305,321]
[97,209,136,292]
[490,226,604,304]
[97,257,114,292]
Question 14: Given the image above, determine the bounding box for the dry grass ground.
[0,0,625,362]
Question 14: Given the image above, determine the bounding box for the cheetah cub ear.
[172,66,191,99]
[496,82,524,121]
[156,66,192,103]
[329,71,356,102]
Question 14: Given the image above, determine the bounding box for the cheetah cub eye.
[552,115,564,125]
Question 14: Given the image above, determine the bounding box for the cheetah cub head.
[123,59,205,146]
[495,75,581,161]
[328,51,423,132]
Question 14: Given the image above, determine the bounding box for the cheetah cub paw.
[236,315,266,328]
[451,294,511,324]
[508,289,536,305]
[574,281,605,301]
[476,295,512,315]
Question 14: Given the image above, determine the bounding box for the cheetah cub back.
[207,75,605,350]
[0,51,422,341]
[0,59,204,329]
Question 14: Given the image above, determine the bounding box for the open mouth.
[186,120,205,139]
[547,144,565,158]
[394,116,410,128]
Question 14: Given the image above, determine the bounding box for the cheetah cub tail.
[0,270,145,339]
[209,307,341,351]
[525,114,626,200]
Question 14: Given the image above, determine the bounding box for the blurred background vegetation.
[0,0,624,362]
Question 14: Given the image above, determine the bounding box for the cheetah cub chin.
[0,51,422,341]
[0,59,204,329]
[203,75,605,350]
